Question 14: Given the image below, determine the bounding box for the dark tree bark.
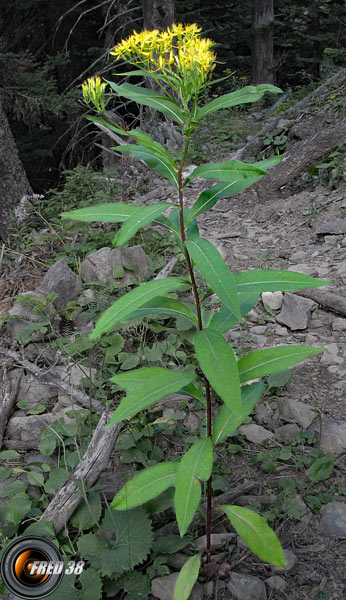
[0,92,32,241]
[251,0,274,84]
[143,0,174,31]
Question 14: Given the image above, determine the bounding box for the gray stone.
[316,219,346,235]
[262,291,283,311]
[336,260,346,275]
[272,549,297,573]
[273,325,288,336]
[250,325,267,335]
[4,407,77,449]
[274,423,301,442]
[255,403,275,426]
[320,343,343,365]
[184,412,201,432]
[81,246,150,285]
[276,292,317,330]
[265,576,287,592]
[319,502,346,538]
[195,532,235,552]
[333,318,346,331]
[239,424,275,444]
[151,573,203,600]
[227,572,267,600]
[36,258,82,309]
[165,553,187,569]
[15,373,59,409]
[277,398,317,429]
[287,264,318,276]
[309,419,346,455]
[6,290,54,340]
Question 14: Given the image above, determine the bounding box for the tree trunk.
[142,0,174,31]
[0,92,32,241]
[251,0,274,84]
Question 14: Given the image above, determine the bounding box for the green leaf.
[222,504,285,567]
[308,453,334,482]
[185,159,267,185]
[39,427,58,456]
[112,264,124,279]
[23,520,56,539]
[0,479,26,498]
[153,534,192,555]
[212,381,265,445]
[6,492,32,524]
[114,571,150,600]
[238,345,324,383]
[44,467,69,494]
[174,554,201,600]
[102,506,152,572]
[113,144,179,187]
[106,81,185,126]
[111,462,177,510]
[0,450,20,459]
[125,296,198,326]
[196,84,282,120]
[179,382,206,408]
[49,567,102,600]
[208,293,259,333]
[175,438,213,536]
[185,238,241,321]
[234,269,331,294]
[195,328,241,411]
[60,202,138,222]
[112,203,172,246]
[107,368,197,425]
[71,492,102,530]
[27,471,44,486]
[267,369,291,389]
[90,277,187,340]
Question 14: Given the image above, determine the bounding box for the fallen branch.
[0,368,22,449]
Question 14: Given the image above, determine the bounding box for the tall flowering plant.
[64,24,328,598]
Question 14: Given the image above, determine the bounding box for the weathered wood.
[142,0,174,31]
[295,288,346,318]
[41,411,121,534]
[0,369,21,448]
[251,0,274,85]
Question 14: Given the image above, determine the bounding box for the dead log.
[0,369,21,448]
[41,411,121,534]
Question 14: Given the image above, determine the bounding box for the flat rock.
[316,219,346,235]
[36,258,82,309]
[309,419,346,455]
[151,573,203,600]
[239,423,275,444]
[277,398,317,429]
[227,572,267,600]
[287,264,318,276]
[80,246,150,285]
[332,318,346,331]
[262,291,283,310]
[276,292,317,330]
[265,575,287,592]
[320,343,343,365]
[319,502,346,538]
[4,408,76,450]
[195,532,235,552]
[274,423,301,442]
[272,549,297,573]
[15,372,59,409]
[336,260,346,276]
[6,290,54,340]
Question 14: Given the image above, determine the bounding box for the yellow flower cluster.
[82,76,107,112]
[110,23,216,82]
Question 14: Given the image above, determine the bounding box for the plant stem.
[178,134,213,563]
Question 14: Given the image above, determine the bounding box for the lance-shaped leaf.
[124,296,198,326]
[106,81,185,126]
[185,238,241,321]
[222,505,285,567]
[175,438,213,536]
[238,345,324,383]
[112,144,179,187]
[90,277,187,340]
[185,156,282,226]
[107,368,197,425]
[112,203,171,246]
[208,293,259,334]
[212,381,265,446]
[60,202,139,223]
[179,382,207,408]
[195,328,241,411]
[128,128,176,162]
[174,554,201,600]
[234,269,331,294]
[196,84,282,120]
[185,159,267,185]
[111,462,177,510]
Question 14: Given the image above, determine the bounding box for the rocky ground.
[1,142,346,599]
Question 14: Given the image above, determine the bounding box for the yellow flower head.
[82,76,107,112]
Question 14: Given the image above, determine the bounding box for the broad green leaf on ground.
[49,567,102,600]
[222,505,285,567]
[238,345,324,383]
[23,521,56,539]
[212,381,265,445]
[175,438,213,536]
[123,296,198,326]
[196,84,282,120]
[111,462,177,510]
[70,492,102,531]
[106,81,185,126]
[174,554,201,600]
[195,328,241,411]
[186,237,241,321]
[90,277,187,340]
[234,269,331,294]
[60,202,138,222]
[208,293,259,333]
[112,572,150,600]
[107,368,197,425]
[153,534,192,555]
[308,454,334,482]
[112,144,179,187]
[112,203,171,246]
[185,159,267,185]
